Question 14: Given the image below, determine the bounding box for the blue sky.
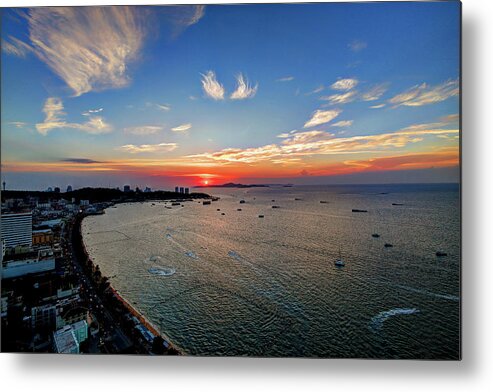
[1,3,460,190]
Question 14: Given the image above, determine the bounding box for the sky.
[1,2,460,191]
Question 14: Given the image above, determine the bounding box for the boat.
[237,208,242,211]
[372,233,380,238]
[320,200,329,204]
[258,215,264,218]
[221,213,225,215]
[392,203,404,206]
[334,248,345,267]
[436,251,447,257]
[352,209,368,213]
[294,198,302,201]
[271,199,275,202]
[272,205,281,209]
[239,200,246,204]
[202,200,211,205]
[217,208,221,211]
[171,202,180,206]
[384,243,393,248]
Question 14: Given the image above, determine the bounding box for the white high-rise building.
[0,211,33,248]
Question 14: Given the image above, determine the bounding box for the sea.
[81,183,460,359]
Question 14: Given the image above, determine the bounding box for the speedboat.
[334,259,345,267]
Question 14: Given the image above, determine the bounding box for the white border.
[2,0,493,391]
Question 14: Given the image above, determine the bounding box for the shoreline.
[74,211,184,355]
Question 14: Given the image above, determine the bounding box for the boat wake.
[185,251,198,259]
[228,250,243,261]
[148,267,176,276]
[369,308,419,332]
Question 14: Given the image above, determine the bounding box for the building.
[53,320,88,354]
[179,187,184,194]
[175,186,179,193]
[66,185,72,192]
[0,211,33,248]
[32,229,54,246]
[54,187,60,193]
[1,248,56,279]
[80,200,90,206]
[144,187,151,193]
[123,185,131,192]
[184,188,189,194]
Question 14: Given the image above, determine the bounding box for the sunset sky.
[1,2,460,190]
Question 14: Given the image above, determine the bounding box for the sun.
[203,180,209,185]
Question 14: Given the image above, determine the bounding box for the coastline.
[73,210,184,355]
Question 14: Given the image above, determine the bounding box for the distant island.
[194,182,294,188]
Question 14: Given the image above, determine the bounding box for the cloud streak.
[117,142,178,154]
[124,125,163,135]
[331,78,358,91]
[389,79,459,107]
[2,36,32,58]
[171,123,192,132]
[304,109,342,128]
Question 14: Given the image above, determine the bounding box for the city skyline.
[1,3,460,190]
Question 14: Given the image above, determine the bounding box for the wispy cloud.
[82,108,103,116]
[164,5,205,37]
[370,104,386,109]
[61,158,103,164]
[276,76,294,82]
[25,7,147,96]
[331,120,353,127]
[331,78,358,91]
[36,97,112,136]
[124,125,164,135]
[201,70,225,100]
[171,123,192,132]
[8,121,28,128]
[155,103,171,111]
[230,73,258,100]
[320,91,358,105]
[348,39,367,52]
[304,109,342,128]
[2,36,32,58]
[117,143,178,154]
[389,79,459,107]
[305,85,325,96]
[361,83,389,101]
[187,127,458,165]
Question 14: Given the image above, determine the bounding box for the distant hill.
[194,182,269,188]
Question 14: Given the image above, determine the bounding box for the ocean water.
[81,183,460,358]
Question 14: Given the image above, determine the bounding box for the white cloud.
[164,5,205,37]
[124,125,163,135]
[25,7,147,96]
[117,143,178,154]
[304,109,342,128]
[35,97,112,135]
[2,36,32,58]
[82,108,103,116]
[230,73,258,100]
[320,91,358,105]
[331,120,353,127]
[361,83,389,101]
[389,79,459,107]
[331,78,358,91]
[8,121,28,128]
[155,104,171,111]
[370,104,386,109]
[201,70,225,100]
[171,123,192,132]
[276,133,291,138]
[276,76,294,82]
[348,40,367,52]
